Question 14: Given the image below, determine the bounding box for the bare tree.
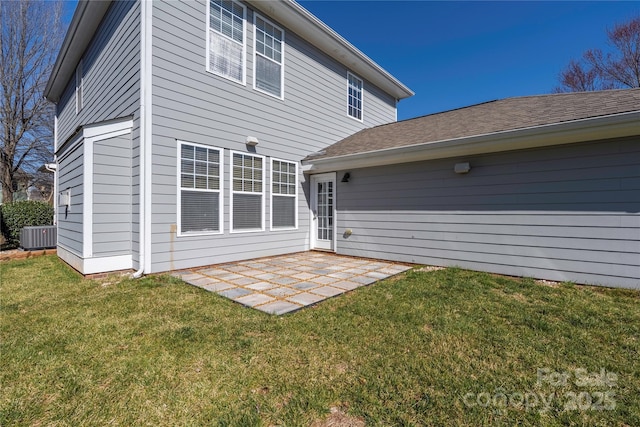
[556,16,640,92]
[1,0,64,203]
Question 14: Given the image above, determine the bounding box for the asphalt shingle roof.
[307,88,640,161]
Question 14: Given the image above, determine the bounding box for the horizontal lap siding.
[55,0,141,266]
[93,134,132,257]
[149,0,395,272]
[57,143,84,255]
[336,137,640,289]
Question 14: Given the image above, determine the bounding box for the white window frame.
[75,59,83,114]
[253,13,285,100]
[177,141,224,237]
[270,158,298,231]
[230,150,265,233]
[205,0,246,85]
[347,71,363,122]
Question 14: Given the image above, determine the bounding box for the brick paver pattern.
[172,252,411,315]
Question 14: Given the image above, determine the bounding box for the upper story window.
[178,142,223,235]
[347,72,363,121]
[207,0,246,84]
[75,59,83,114]
[254,15,284,98]
[231,152,264,232]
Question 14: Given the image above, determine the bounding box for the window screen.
[208,0,245,83]
[348,72,363,120]
[179,143,222,234]
[232,152,264,231]
[271,159,296,229]
[255,16,283,97]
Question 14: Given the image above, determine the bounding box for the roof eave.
[247,0,413,100]
[44,1,112,103]
[302,111,640,173]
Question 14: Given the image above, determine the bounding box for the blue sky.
[62,1,639,120]
[298,1,640,120]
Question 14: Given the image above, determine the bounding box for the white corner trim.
[80,118,134,259]
[304,111,640,173]
[83,141,93,258]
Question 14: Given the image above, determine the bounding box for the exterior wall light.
[454,162,471,174]
[246,136,259,146]
[341,172,351,182]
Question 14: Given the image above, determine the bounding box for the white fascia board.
[246,0,413,100]
[304,111,640,173]
[45,1,112,102]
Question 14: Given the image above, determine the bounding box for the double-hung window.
[347,72,363,121]
[207,0,245,84]
[178,142,223,235]
[271,159,297,230]
[231,152,264,232]
[254,15,284,98]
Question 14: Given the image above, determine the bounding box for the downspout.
[132,0,152,278]
[47,116,58,225]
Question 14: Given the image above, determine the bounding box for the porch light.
[341,172,351,182]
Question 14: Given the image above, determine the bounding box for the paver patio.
[172,252,411,314]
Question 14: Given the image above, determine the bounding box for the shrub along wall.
[1,201,54,247]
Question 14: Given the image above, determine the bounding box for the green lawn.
[1,255,639,426]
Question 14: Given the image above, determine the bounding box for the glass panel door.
[311,174,335,251]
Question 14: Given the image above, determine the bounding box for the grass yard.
[1,255,639,426]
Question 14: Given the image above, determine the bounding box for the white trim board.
[304,111,640,173]
[58,245,132,275]
[81,119,134,259]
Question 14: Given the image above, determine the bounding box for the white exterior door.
[310,173,336,251]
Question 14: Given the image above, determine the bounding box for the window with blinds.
[178,142,222,235]
[347,72,363,121]
[231,152,264,231]
[271,159,297,229]
[207,0,245,84]
[254,15,284,98]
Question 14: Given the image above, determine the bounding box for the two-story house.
[44,0,413,276]
[45,1,639,289]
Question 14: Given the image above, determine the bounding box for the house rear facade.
[45,0,412,275]
[46,1,639,289]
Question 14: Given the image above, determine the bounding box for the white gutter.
[132,0,152,278]
[303,111,640,173]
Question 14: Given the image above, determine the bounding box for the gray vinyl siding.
[93,134,132,257]
[55,0,141,267]
[335,137,640,289]
[57,142,84,255]
[148,0,396,272]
